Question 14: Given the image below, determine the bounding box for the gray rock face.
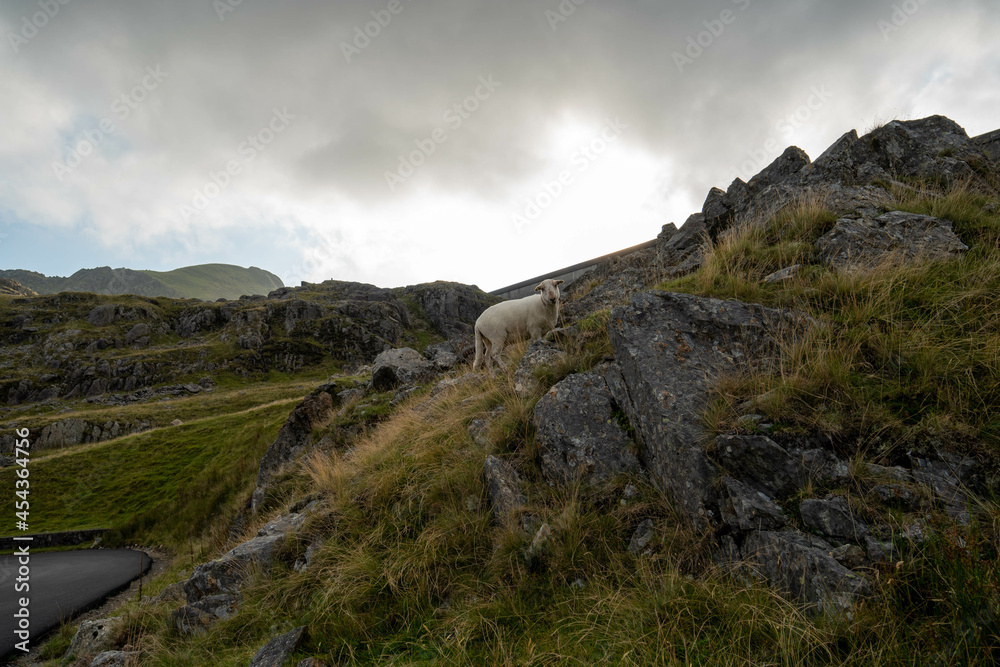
[533,372,642,487]
[183,511,309,601]
[714,435,802,498]
[249,625,306,667]
[171,594,238,635]
[800,497,868,542]
[816,211,968,271]
[423,341,459,370]
[513,339,569,397]
[608,291,813,528]
[370,347,437,391]
[401,281,502,338]
[743,529,871,613]
[719,476,787,531]
[67,617,123,661]
[483,455,527,527]
[252,385,338,512]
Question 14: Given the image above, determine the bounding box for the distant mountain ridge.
[0,264,284,301]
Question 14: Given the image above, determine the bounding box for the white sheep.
[473,278,564,373]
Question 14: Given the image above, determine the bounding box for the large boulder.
[370,347,437,391]
[251,385,338,512]
[608,291,813,528]
[533,372,642,487]
[183,511,310,601]
[400,281,501,338]
[66,617,123,662]
[816,211,968,271]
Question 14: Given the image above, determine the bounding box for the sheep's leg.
[489,331,508,371]
[473,327,485,371]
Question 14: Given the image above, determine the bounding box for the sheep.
[473,278,564,373]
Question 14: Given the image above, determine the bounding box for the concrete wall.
[490,239,657,300]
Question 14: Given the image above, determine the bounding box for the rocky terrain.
[7,115,1000,665]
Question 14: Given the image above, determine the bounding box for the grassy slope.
[23,181,1000,665]
[139,264,284,301]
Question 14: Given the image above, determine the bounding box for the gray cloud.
[1,0,998,285]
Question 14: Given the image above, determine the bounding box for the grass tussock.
[665,181,1000,455]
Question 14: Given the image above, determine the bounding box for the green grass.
[662,181,1000,454]
[139,263,284,301]
[0,398,294,549]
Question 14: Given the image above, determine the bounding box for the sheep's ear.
[555,280,564,286]
[534,283,543,292]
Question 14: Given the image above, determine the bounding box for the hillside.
[0,263,284,301]
[4,115,1000,665]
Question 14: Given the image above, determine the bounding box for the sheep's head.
[534,279,564,306]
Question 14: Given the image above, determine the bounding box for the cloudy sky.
[1,0,998,292]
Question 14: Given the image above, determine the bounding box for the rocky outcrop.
[401,281,502,338]
[182,509,312,603]
[533,372,642,487]
[816,211,968,271]
[251,386,338,512]
[607,291,813,528]
[370,348,437,391]
[0,278,36,297]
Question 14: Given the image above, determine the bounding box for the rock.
[337,388,364,405]
[124,322,151,346]
[483,455,527,527]
[87,305,119,327]
[252,385,338,512]
[67,617,124,661]
[533,372,642,487]
[908,454,973,522]
[718,476,787,531]
[828,543,867,569]
[763,265,801,284]
[423,341,460,370]
[294,541,323,572]
[170,419,183,427]
[370,348,437,391]
[864,536,897,563]
[512,339,569,397]
[742,529,870,614]
[816,211,968,271]
[608,291,813,528]
[154,581,186,604]
[525,522,553,564]
[871,484,922,510]
[90,651,139,667]
[468,418,490,447]
[800,497,868,542]
[400,281,501,338]
[249,625,306,667]
[171,594,238,635]
[628,518,655,554]
[713,435,802,498]
[296,660,331,667]
[183,511,310,601]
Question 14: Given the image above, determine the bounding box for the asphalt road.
[0,549,152,661]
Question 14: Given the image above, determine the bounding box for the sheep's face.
[534,279,564,306]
